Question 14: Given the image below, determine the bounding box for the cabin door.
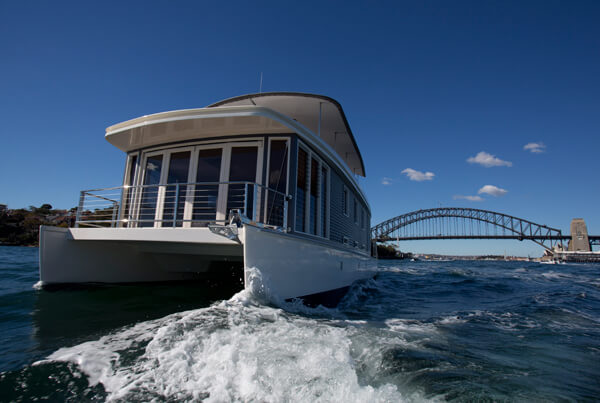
[189,141,263,225]
[160,150,192,227]
[138,153,164,227]
[222,145,262,222]
[139,149,193,228]
[188,147,223,226]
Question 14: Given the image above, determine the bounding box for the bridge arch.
[371,207,564,251]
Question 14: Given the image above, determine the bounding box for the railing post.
[132,184,140,228]
[253,183,258,221]
[283,194,289,232]
[75,191,85,228]
[116,187,125,228]
[173,183,180,228]
[243,183,249,218]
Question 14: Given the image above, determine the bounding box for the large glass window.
[162,151,191,226]
[295,144,329,237]
[139,154,163,227]
[227,146,258,220]
[266,140,288,226]
[342,186,349,216]
[192,148,222,226]
[321,166,328,237]
[295,148,308,232]
[122,155,137,223]
[309,157,319,235]
[361,207,365,229]
[128,155,137,186]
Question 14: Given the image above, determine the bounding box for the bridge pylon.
[568,218,591,252]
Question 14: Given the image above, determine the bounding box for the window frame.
[295,141,330,239]
[119,152,140,225]
[342,185,349,217]
[360,206,366,230]
[264,137,291,226]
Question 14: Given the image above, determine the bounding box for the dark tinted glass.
[162,152,190,226]
[196,149,222,182]
[139,155,163,227]
[295,148,308,232]
[227,147,258,219]
[192,148,222,225]
[267,140,288,226]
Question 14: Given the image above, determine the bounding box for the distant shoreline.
[0,205,75,247]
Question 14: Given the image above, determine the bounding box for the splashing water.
[35,271,418,402]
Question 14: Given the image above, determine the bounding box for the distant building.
[0,204,7,213]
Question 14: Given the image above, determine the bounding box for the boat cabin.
[77,93,372,255]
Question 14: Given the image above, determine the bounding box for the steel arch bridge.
[371,207,566,251]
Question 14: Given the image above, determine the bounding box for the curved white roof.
[209,93,366,176]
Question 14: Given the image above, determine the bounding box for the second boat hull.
[242,225,376,302]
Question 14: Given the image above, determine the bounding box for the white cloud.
[381,177,392,185]
[523,142,546,153]
[453,195,484,202]
[467,151,512,167]
[478,185,508,197]
[401,168,435,182]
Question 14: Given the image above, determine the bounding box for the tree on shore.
[0,204,72,246]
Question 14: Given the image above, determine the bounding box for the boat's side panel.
[39,226,242,285]
[242,225,375,300]
[67,227,241,244]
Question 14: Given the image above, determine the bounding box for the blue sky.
[1,1,598,256]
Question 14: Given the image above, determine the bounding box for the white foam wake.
[37,268,428,402]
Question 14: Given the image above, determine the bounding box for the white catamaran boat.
[40,92,377,305]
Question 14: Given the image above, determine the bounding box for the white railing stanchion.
[173,183,180,228]
[253,183,258,221]
[243,183,249,218]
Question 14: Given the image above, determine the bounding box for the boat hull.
[39,225,376,303]
[39,226,243,284]
[242,225,376,301]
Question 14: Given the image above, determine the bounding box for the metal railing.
[75,181,290,230]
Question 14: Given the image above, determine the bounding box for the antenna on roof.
[259,72,263,93]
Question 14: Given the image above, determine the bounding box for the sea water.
[0,245,599,401]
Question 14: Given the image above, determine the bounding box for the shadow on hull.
[293,285,351,308]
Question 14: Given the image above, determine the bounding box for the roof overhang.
[105,106,296,151]
[209,92,365,176]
